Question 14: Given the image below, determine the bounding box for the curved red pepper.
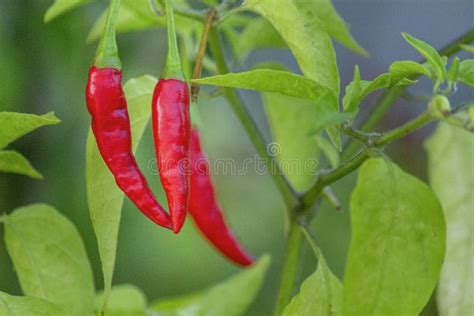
[152,79,190,233]
[189,129,254,266]
[86,66,172,230]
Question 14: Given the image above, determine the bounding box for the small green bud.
[428,95,451,119]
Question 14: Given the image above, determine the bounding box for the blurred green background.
[0,1,472,315]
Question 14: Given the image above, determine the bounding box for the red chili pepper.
[86,0,172,230]
[152,0,190,233]
[189,129,254,266]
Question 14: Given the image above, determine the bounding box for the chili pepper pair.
[85,0,253,266]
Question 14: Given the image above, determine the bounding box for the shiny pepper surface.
[86,66,172,229]
[189,129,254,266]
[152,79,190,233]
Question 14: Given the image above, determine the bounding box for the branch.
[273,220,303,316]
[303,110,436,208]
[342,28,474,159]
[191,9,217,101]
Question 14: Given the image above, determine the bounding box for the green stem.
[162,0,184,79]
[191,9,217,102]
[298,221,321,259]
[95,0,121,69]
[375,111,434,146]
[273,220,303,316]
[303,110,435,208]
[207,26,297,209]
[303,149,371,208]
[342,28,474,159]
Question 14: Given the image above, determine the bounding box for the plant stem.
[342,28,474,159]
[375,111,434,146]
[162,0,184,79]
[207,26,297,209]
[343,124,380,143]
[303,110,435,208]
[303,149,371,208]
[298,220,321,259]
[273,220,303,316]
[191,9,217,101]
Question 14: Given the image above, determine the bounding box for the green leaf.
[447,57,460,86]
[460,44,474,54]
[0,292,64,316]
[402,33,447,83]
[151,255,270,316]
[342,65,361,112]
[3,204,95,315]
[389,60,432,84]
[292,0,367,56]
[95,285,147,316]
[425,123,474,316]
[86,75,156,313]
[0,112,60,150]
[244,0,339,95]
[0,150,42,179]
[44,0,93,23]
[458,59,474,87]
[343,72,410,116]
[192,69,328,101]
[244,0,341,150]
[263,93,320,192]
[344,158,446,315]
[283,253,342,316]
[234,17,286,59]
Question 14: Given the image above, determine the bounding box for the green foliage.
[86,75,156,313]
[44,0,93,23]
[343,69,413,116]
[447,57,460,87]
[151,256,270,316]
[262,93,319,192]
[95,285,147,316]
[291,0,367,56]
[402,32,447,84]
[0,292,64,316]
[3,204,95,315]
[0,150,42,179]
[0,111,59,178]
[342,66,361,113]
[389,60,431,84]
[243,0,339,94]
[425,123,474,316]
[283,251,342,316]
[232,17,286,59]
[192,69,328,102]
[14,2,474,315]
[458,59,474,87]
[244,0,342,149]
[0,112,60,150]
[344,158,446,315]
[460,44,474,53]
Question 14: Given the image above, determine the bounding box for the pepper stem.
[95,0,122,69]
[162,0,184,80]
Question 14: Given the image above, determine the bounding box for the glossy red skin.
[189,129,254,266]
[152,79,191,233]
[86,66,172,230]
